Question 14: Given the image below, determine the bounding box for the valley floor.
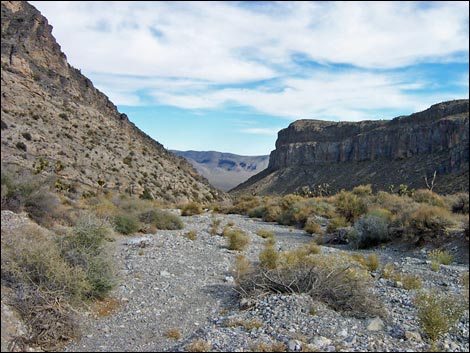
[64,212,469,352]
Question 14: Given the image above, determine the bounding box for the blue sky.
[31,1,469,155]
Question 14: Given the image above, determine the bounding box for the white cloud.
[240,128,283,135]
[30,1,469,116]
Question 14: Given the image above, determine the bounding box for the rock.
[311,336,332,348]
[404,330,422,343]
[286,339,302,351]
[159,270,171,278]
[366,317,384,331]
[224,276,235,283]
[239,298,256,310]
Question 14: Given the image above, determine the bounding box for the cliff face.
[233,100,469,196]
[1,1,225,203]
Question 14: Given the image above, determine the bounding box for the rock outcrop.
[1,1,225,203]
[232,100,469,196]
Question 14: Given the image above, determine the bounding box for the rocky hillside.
[233,100,469,196]
[172,150,269,191]
[1,1,225,204]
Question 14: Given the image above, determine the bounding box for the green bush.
[139,209,183,230]
[181,201,204,216]
[113,214,140,234]
[414,290,466,341]
[61,215,115,299]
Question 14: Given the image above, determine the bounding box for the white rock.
[311,336,332,347]
[366,317,384,331]
[160,270,171,277]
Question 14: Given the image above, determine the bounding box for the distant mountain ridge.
[1,1,225,203]
[232,100,469,196]
[172,150,269,191]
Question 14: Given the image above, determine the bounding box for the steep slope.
[232,100,469,196]
[172,150,269,191]
[1,1,225,203]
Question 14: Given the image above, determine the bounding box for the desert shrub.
[1,168,62,226]
[2,224,90,300]
[140,188,154,200]
[226,228,250,251]
[185,339,212,352]
[334,190,367,222]
[364,253,380,271]
[237,253,384,318]
[139,209,183,230]
[450,192,469,214]
[401,274,422,290]
[414,290,466,341]
[262,204,282,222]
[210,217,222,235]
[350,211,390,249]
[183,230,197,240]
[248,205,266,218]
[374,191,412,216]
[259,242,280,269]
[181,201,204,216]
[256,229,275,239]
[404,205,454,238]
[164,328,182,340]
[428,249,453,266]
[381,263,396,280]
[326,216,349,233]
[113,214,140,234]
[352,184,373,196]
[60,215,115,299]
[90,197,119,218]
[229,195,262,214]
[412,189,447,208]
[252,341,287,352]
[304,217,322,234]
[233,254,253,281]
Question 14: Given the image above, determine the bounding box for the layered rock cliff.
[233,100,469,196]
[1,1,225,203]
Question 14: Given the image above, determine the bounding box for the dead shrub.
[185,338,212,352]
[256,229,275,239]
[9,287,80,351]
[237,253,384,318]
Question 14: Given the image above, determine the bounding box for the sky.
[31,1,469,156]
